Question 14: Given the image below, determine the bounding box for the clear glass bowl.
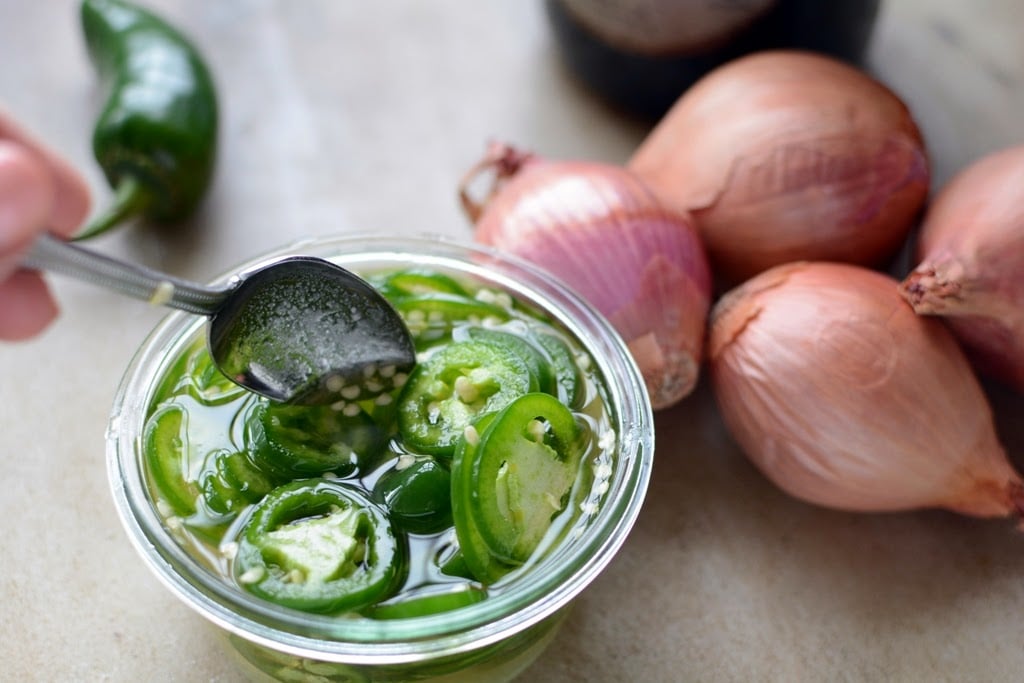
[107,234,654,682]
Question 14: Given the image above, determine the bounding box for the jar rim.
[107,233,654,663]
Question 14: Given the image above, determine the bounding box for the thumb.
[0,140,56,280]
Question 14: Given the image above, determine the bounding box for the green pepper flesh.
[234,479,404,614]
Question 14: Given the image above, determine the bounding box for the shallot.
[629,50,930,285]
[460,142,712,410]
[899,145,1024,393]
[708,260,1023,519]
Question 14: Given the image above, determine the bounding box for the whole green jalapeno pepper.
[76,0,218,239]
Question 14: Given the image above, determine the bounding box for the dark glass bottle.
[545,0,882,120]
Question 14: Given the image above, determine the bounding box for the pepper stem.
[72,176,150,240]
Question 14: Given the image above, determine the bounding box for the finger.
[0,269,58,340]
[0,140,55,280]
[47,153,92,237]
[0,111,91,236]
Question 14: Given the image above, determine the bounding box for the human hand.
[0,110,91,340]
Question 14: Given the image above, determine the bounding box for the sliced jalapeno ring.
[143,403,199,517]
[450,413,519,584]
[247,401,388,478]
[233,479,404,614]
[371,457,453,535]
[434,543,475,580]
[397,340,536,457]
[465,393,581,564]
[462,325,554,396]
[375,269,471,299]
[394,294,509,349]
[199,448,275,516]
[362,584,487,620]
[533,331,584,409]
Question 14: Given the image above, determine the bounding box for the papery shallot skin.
[466,150,712,410]
[629,51,930,286]
[899,145,1024,393]
[708,261,1023,518]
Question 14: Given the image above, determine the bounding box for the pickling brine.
[141,266,619,621]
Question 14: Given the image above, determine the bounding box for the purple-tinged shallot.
[460,142,712,410]
[709,261,1023,519]
[899,144,1024,393]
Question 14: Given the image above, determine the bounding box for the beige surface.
[2,1,1024,681]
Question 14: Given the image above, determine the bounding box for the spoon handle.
[24,233,230,316]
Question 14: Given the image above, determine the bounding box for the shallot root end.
[627,332,699,410]
[948,477,1024,520]
[898,266,963,314]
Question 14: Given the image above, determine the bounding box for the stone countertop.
[2,1,1023,681]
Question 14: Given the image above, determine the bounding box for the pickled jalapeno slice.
[533,331,584,409]
[397,340,536,457]
[362,584,487,620]
[374,269,471,299]
[453,393,581,571]
[450,413,518,583]
[233,479,404,613]
[143,403,200,517]
[199,448,275,516]
[247,401,388,478]
[462,326,555,396]
[371,457,453,535]
[394,294,509,348]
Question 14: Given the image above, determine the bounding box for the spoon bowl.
[24,234,415,404]
[208,255,415,404]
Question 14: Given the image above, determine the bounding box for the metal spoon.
[24,233,416,405]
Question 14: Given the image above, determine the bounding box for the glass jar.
[107,234,654,682]
[546,0,882,120]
